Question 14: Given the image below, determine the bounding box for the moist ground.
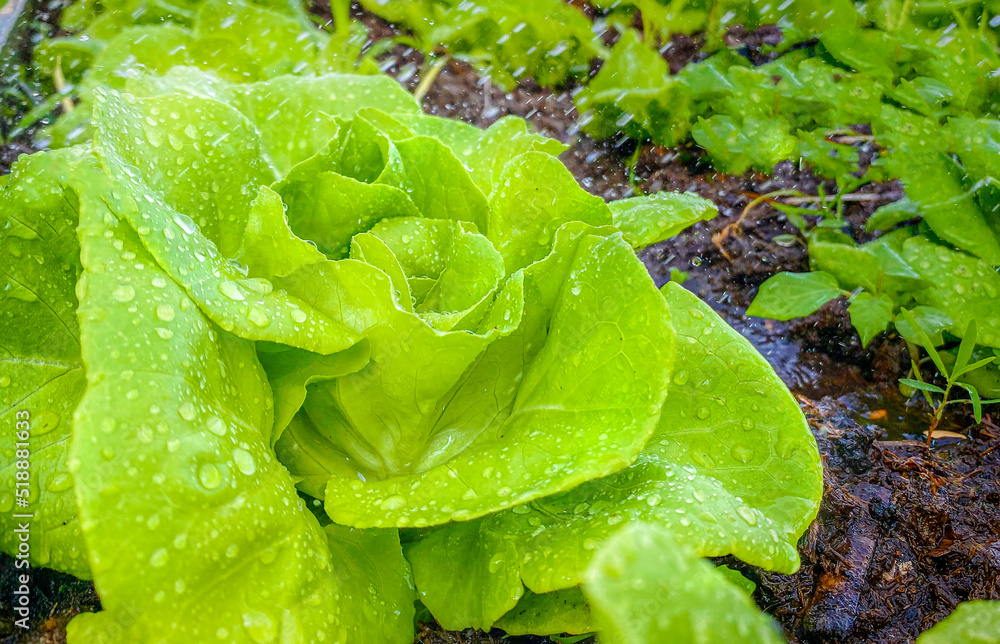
[2,3,999,644]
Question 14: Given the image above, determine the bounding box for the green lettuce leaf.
[692,115,797,175]
[583,522,785,644]
[362,217,505,330]
[608,191,718,250]
[66,177,413,643]
[41,0,340,148]
[236,186,327,280]
[321,524,417,644]
[916,601,1000,644]
[717,564,757,596]
[427,115,568,195]
[91,88,360,355]
[226,75,421,178]
[189,0,325,82]
[795,130,861,180]
[495,588,593,637]
[38,25,194,147]
[390,136,491,232]
[126,70,422,181]
[257,342,371,446]
[488,151,612,273]
[0,150,92,578]
[755,55,882,130]
[272,250,523,504]
[948,117,1000,181]
[807,233,924,296]
[276,121,420,259]
[358,111,567,196]
[97,90,274,259]
[406,519,524,631]
[275,110,490,259]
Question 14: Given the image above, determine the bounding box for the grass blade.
[956,383,982,423]
[953,356,997,379]
[953,320,977,381]
[900,378,946,394]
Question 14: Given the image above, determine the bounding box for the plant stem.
[53,56,74,113]
[626,143,643,187]
[896,0,914,30]
[712,189,803,259]
[928,382,953,446]
[904,339,946,447]
[781,193,882,205]
[413,56,449,103]
[331,0,350,38]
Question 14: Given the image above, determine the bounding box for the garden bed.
[1,2,998,643]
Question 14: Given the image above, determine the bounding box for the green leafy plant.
[357,0,604,88]
[899,316,1000,444]
[577,0,998,173]
[8,0,1000,639]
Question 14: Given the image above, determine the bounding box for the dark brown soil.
[735,400,1000,644]
[0,559,96,644]
[415,627,562,644]
[3,2,998,644]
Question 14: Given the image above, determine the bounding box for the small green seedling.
[899,315,1000,445]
